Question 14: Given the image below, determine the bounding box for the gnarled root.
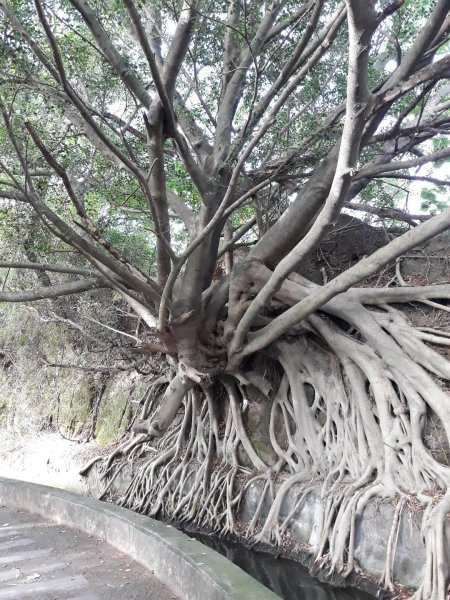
[412,494,450,600]
[98,286,450,598]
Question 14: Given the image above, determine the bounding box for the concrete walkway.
[0,506,178,600]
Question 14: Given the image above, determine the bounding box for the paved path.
[0,506,178,600]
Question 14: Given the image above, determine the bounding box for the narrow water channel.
[194,533,376,600]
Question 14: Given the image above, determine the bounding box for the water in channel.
[195,533,376,600]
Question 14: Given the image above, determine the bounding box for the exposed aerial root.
[94,290,450,598]
[380,496,405,591]
[412,494,450,600]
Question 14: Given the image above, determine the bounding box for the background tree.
[1,0,450,597]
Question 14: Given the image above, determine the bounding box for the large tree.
[1,0,450,597]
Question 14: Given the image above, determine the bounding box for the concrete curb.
[0,477,280,600]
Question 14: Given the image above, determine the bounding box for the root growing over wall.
[92,282,450,599]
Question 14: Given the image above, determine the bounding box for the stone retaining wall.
[1,435,446,591]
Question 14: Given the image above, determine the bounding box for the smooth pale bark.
[229,0,377,356]
[241,205,450,358]
[0,278,102,302]
[0,262,97,277]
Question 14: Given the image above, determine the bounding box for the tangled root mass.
[94,282,450,600]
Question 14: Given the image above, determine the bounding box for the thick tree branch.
[0,278,103,302]
[162,0,197,98]
[349,284,450,305]
[166,188,195,235]
[123,0,206,197]
[0,189,25,200]
[240,205,450,361]
[249,0,450,270]
[122,0,180,138]
[357,147,450,179]
[67,0,152,107]
[229,0,378,361]
[375,53,450,109]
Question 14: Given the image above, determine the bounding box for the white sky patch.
[384,59,398,74]
[407,161,450,214]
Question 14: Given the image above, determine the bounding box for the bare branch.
[44,355,150,373]
[357,147,450,179]
[0,278,103,303]
[344,202,429,225]
[217,217,257,259]
[237,2,343,146]
[31,0,145,179]
[67,0,152,107]
[213,1,286,168]
[0,261,97,276]
[367,114,450,146]
[376,53,450,109]
[380,0,450,89]
[166,188,195,235]
[101,111,147,142]
[24,120,160,292]
[25,188,163,303]
[349,284,450,305]
[373,173,450,187]
[264,2,316,44]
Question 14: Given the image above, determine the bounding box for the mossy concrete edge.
[0,476,280,600]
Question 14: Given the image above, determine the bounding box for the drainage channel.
[193,533,376,600]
